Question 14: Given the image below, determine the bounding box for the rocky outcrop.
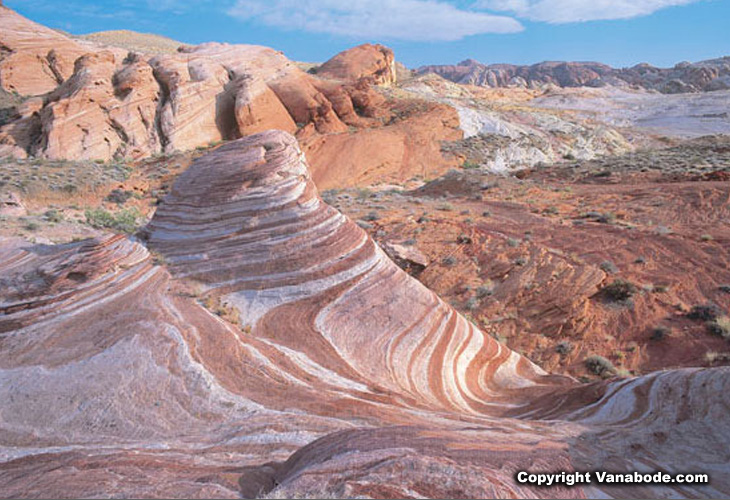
[317,43,397,85]
[0,9,459,186]
[0,6,120,96]
[419,57,730,93]
[1,132,729,498]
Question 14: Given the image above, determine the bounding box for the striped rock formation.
[1,131,729,498]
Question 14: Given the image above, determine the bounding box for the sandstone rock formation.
[0,6,119,96]
[1,131,728,498]
[419,57,730,93]
[0,8,459,186]
[317,43,397,85]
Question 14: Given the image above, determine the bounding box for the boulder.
[317,43,397,85]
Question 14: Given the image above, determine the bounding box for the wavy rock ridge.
[1,131,729,498]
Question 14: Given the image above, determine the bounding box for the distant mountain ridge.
[418,56,730,93]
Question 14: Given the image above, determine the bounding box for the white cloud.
[474,0,703,23]
[227,0,524,41]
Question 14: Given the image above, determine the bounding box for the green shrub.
[651,327,669,341]
[442,256,457,267]
[599,261,618,274]
[687,304,721,322]
[602,279,637,302]
[476,281,495,299]
[105,188,134,205]
[555,341,573,355]
[456,234,472,244]
[44,209,63,223]
[585,355,616,377]
[85,207,140,233]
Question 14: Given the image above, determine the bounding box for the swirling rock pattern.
[1,131,729,498]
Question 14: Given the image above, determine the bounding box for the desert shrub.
[599,261,618,274]
[456,234,472,244]
[476,281,495,299]
[462,160,480,169]
[465,297,478,311]
[44,209,63,223]
[105,188,134,205]
[700,234,714,242]
[555,341,573,355]
[85,207,140,233]
[363,211,379,221]
[355,220,373,230]
[514,257,527,266]
[438,203,454,211]
[718,285,730,294]
[687,304,721,322]
[651,326,669,341]
[507,238,520,247]
[602,279,637,302]
[705,351,730,365]
[595,212,615,224]
[24,221,39,231]
[707,316,730,339]
[442,256,457,267]
[585,355,616,377]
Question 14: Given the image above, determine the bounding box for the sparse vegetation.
[599,260,619,274]
[651,326,669,341]
[602,279,637,302]
[687,304,721,322]
[555,341,573,355]
[705,351,730,365]
[476,281,495,299]
[707,316,730,339]
[85,207,141,233]
[442,256,457,267]
[105,188,135,205]
[43,209,64,223]
[456,233,472,244]
[585,355,616,377]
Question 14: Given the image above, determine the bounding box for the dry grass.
[77,30,188,55]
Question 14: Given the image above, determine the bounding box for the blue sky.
[6,0,729,68]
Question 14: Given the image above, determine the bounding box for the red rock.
[0,6,105,95]
[1,133,729,498]
[318,43,397,86]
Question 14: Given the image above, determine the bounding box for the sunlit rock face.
[1,131,729,499]
[0,8,461,187]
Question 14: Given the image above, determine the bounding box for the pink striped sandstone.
[0,131,728,498]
